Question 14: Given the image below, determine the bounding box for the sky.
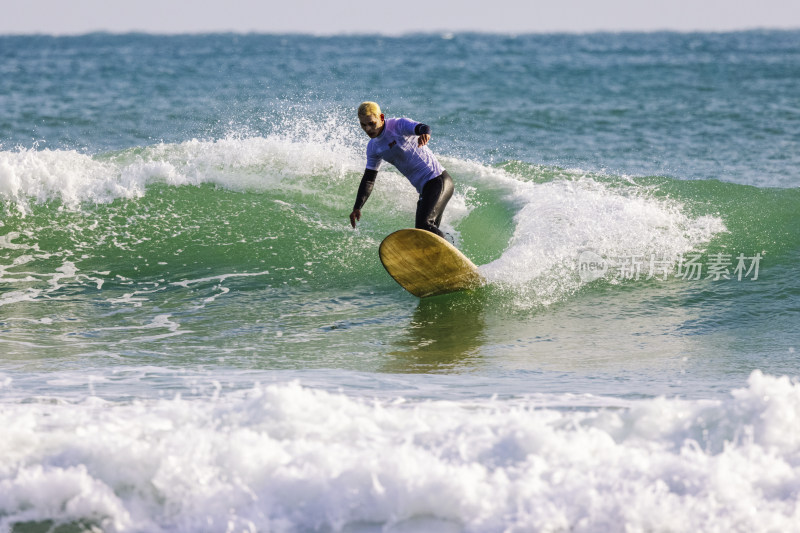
[2,0,800,35]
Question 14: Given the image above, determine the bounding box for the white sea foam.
[0,371,798,533]
[0,116,367,214]
[0,148,137,213]
[445,159,726,306]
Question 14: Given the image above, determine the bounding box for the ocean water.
[1,31,799,532]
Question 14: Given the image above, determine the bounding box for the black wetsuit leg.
[415,171,454,238]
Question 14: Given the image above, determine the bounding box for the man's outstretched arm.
[349,168,378,228]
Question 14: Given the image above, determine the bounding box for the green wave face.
[1,140,797,371]
[2,142,798,295]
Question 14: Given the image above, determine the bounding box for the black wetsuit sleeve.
[414,123,431,135]
[353,168,378,210]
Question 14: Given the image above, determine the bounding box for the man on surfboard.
[349,101,454,239]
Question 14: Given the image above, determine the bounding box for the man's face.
[359,113,385,138]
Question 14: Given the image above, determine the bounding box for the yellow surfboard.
[379,229,484,298]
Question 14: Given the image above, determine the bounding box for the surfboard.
[379,229,484,298]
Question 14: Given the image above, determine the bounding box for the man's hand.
[417,134,430,147]
[349,209,361,228]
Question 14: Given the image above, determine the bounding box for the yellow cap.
[358,101,381,118]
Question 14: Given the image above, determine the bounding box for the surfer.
[349,101,454,239]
